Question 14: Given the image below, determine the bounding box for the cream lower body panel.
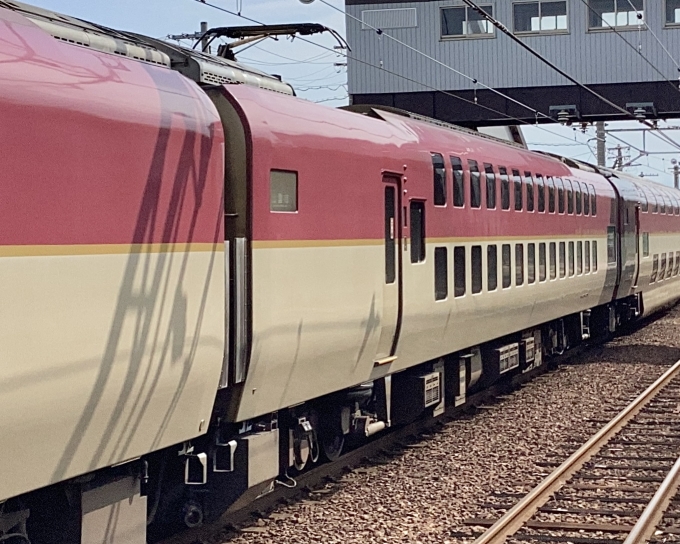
[0,248,224,501]
[639,233,680,316]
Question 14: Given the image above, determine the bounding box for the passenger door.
[374,176,403,364]
[633,205,641,288]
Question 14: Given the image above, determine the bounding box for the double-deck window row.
[432,154,597,216]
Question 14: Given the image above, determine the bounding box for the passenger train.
[1,2,679,542]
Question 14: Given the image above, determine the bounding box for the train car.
[3,2,680,543]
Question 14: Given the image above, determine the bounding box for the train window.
[536,175,545,212]
[484,163,496,209]
[667,253,674,279]
[547,177,556,213]
[528,243,536,284]
[660,253,667,280]
[590,184,597,215]
[513,170,523,211]
[472,245,483,293]
[549,242,557,279]
[488,245,498,291]
[469,160,481,208]
[559,242,566,278]
[660,193,666,214]
[385,186,396,284]
[454,246,466,297]
[652,193,659,214]
[500,167,510,210]
[568,241,575,276]
[435,247,448,300]
[606,226,616,264]
[585,241,591,273]
[525,173,534,212]
[642,232,650,257]
[410,201,426,263]
[502,244,512,288]
[515,244,524,285]
[675,252,680,275]
[556,178,565,214]
[666,194,673,214]
[270,170,298,212]
[583,184,590,215]
[451,156,465,207]
[575,184,582,215]
[593,241,598,271]
[432,154,446,206]
[674,196,680,215]
[539,243,547,281]
[577,241,583,274]
[566,179,574,214]
[651,254,658,283]
[640,189,649,212]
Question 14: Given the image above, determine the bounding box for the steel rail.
[623,454,680,544]
[473,357,680,544]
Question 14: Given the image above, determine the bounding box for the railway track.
[466,358,680,544]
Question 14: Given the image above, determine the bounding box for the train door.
[374,176,403,364]
[633,205,641,288]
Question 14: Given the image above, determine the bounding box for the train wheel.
[321,431,344,461]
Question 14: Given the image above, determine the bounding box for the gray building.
[345,0,680,126]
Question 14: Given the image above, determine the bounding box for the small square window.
[270,170,298,212]
[589,0,644,29]
[667,0,680,24]
[514,1,567,34]
[441,5,494,38]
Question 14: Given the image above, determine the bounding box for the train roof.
[1,0,294,95]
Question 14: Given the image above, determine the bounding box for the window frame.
[270,169,299,213]
[513,0,569,35]
[454,245,466,297]
[587,0,646,31]
[513,169,523,211]
[472,245,483,294]
[484,163,497,209]
[434,246,448,300]
[536,174,545,212]
[469,159,482,209]
[432,153,447,207]
[500,167,511,210]
[440,4,496,40]
[451,156,465,208]
[410,200,426,264]
[525,172,535,212]
[666,0,680,27]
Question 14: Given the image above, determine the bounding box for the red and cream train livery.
[2,2,680,542]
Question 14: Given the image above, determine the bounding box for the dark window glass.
[675,251,680,275]
[528,243,536,283]
[559,241,566,278]
[441,5,494,37]
[556,177,565,213]
[502,244,511,288]
[593,241,598,271]
[513,170,523,210]
[566,179,574,214]
[500,167,510,210]
[652,193,659,213]
[484,163,496,209]
[651,254,658,283]
[660,193,666,214]
[667,253,674,279]
[568,241,575,276]
[514,1,539,32]
[451,156,464,207]
[435,247,448,300]
[515,244,524,285]
[583,183,590,215]
[640,188,648,212]
[410,201,425,263]
[667,0,680,24]
[575,184,582,214]
[585,241,591,273]
[469,160,481,208]
[454,246,466,297]
[472,245,482,293]
[577,241,583,274]
[539,242,547,281]
[270,170,298,212]
[549,242,557,279]
[536,174,545,212]
[642,232,649,256]
[590,184,597,215]
[384,186,396,284]
[607,226,616,263]
[547,176,556,213]
[525,172,534,211]
[589,0,643,29]
[515,0,568,33]
[432,154,446,206]
[660,253,667,280]
[488,245,498,291]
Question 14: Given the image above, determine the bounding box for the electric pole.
[596,121,606,167]
[167,21,211,53]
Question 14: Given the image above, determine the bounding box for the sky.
[30,0,680,186]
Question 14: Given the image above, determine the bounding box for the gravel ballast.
[220,305,680,544]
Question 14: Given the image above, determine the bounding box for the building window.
[502,244,512,288]
[432,153,446,206]
[607,226,616,263]
[513,169,523,211]
[452,156,465,207]
[536,174,545,212]
[472,245,483,293]
[488,245,498,291]
[469,160,482,208]
[516,243,524,285]
[528,243,536,283]
[454,246,466,296]
[410,201,426,263]
[514,1,567,33]
[485,163,496,209]
[500,167,510,210]
[589,0,644,29]
[270,170,298,212]
[441,5,494,38]
[525,173,534,212]
[435,247,448,300]
[577,241,583,274]
[539,242,547,281]
[585,241,591,273]
[667,0,680,24]
[549,242,557,279]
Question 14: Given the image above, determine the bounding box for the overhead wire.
[622,0,680,70]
